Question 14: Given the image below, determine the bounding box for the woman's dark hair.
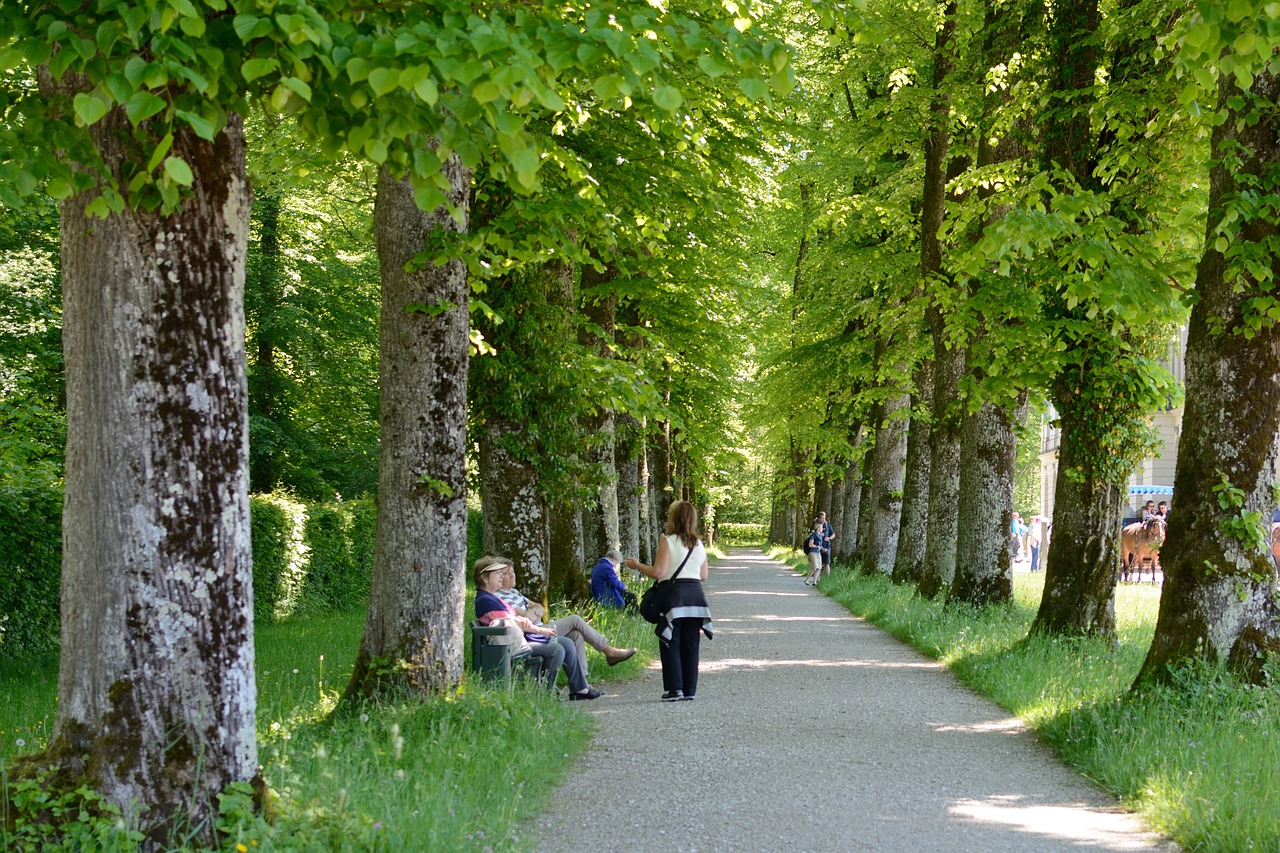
[664,500,699,550]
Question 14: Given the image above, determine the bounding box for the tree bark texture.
[867,386,910,575]
[479,419,551,603]
[345,159,470,700]
[615,414,643,562]
[549,500,585,600]
[836,428,864,563]
[1030,404,1123,637]
[950,397,1026,606]
[893,358,934,585]
[920,335,966,597]
[1137,70,1280,685]
[852,427,877,568]
[814,474,832,519]
[36,112,255,841]
[579,269,619,564]
[829,477,846,558]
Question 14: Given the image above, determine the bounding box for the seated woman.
[473,556,602,700]
[497,562,636,682]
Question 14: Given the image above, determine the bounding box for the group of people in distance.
[472,500,714,703]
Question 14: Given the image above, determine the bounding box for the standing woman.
[624,500,713,701]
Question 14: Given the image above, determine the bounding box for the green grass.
[770,548,1280,853]
[1,596,656,851]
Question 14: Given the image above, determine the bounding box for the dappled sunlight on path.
[531,547,1171,853]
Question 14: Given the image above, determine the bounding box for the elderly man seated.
[590,548,638,611]
[495,559,636,685]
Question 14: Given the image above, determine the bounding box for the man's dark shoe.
[661,690,684,702]
[570,688,603,701]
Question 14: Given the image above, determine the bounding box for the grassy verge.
[769,547,1280,852]
[2,596,654,850]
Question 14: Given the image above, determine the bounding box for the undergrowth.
[2,593,653,851]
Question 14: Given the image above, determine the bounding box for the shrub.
[0,484,62,658]
[715,522,767,546]
[250,493,375,623]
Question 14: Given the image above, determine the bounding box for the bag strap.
[667,541,695,582]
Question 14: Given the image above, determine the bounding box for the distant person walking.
[804,520,827,586]
[1010,512,1028,562]
[1028,515,1044,572]
[817,511,835,577]
[624,500,713,702]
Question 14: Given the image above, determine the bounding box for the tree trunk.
[247,188,289,493]
[814,473,832,519]
[920,328,966,597]
[479,418,551,603]
[852,426,877,568]
[829,476,846,558]
[836,426,864,563]
[893,358,934,585]
[344,159,470,700]
[579,269,619,562]
[639,423,654,563]
[1137,69,1280,685]
[1030,396,1123,637]
[951,397,1025,606]
[615,414,643,561]
[549,500,585,600]
[26,111,256,841]
[867,387,911,575]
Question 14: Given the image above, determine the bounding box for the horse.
[1120,515,1166,583]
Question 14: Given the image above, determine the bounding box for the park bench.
[470,621,544,682]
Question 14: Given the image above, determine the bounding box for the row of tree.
[748,0,1280,684]
[0,0,787,843]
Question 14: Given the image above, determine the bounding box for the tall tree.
[1138,6,1280,684]
[345,158,472,697]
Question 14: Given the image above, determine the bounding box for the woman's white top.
[662,534,705,581]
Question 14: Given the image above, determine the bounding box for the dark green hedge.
[0,490,377,659]
[0,484,62,657]
[250,493,376,624]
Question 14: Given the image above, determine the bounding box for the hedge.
[250,493,376,624]
[0,489,378,660]
[0,483,62,658]
[715,522,768,546]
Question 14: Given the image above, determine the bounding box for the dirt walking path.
[530,548,1173,853]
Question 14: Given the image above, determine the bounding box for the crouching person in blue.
[473,556,602,701]
[590,548,638,611]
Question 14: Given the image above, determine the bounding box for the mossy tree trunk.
[867,385,910,575]
[836,425,864,563]
[893,357,933,585]
[21,109,257,843]
[1137,69,1280,685]
[344,158,470,700]
[951,396,1026,606]
[479,418,551,602]
[615,414,643,561]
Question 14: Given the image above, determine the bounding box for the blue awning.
[1129,485,1174,495]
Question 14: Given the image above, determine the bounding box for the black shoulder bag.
[638,545,694,624]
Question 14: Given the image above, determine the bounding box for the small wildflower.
[315,745,327,760]
[236,845,248,853]
[292,668,299,674]
[394,769,405,780]
[14,739,25,748]
[360,713,369,723]
[373,822,382,831]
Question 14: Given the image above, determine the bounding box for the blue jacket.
[590,558,628,607]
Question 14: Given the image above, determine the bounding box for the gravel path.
[530,548,1174,853]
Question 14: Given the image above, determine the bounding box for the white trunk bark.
[51,113,255,839]
[346,158,470,698]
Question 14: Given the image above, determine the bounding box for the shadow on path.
[530,548,1171,853]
